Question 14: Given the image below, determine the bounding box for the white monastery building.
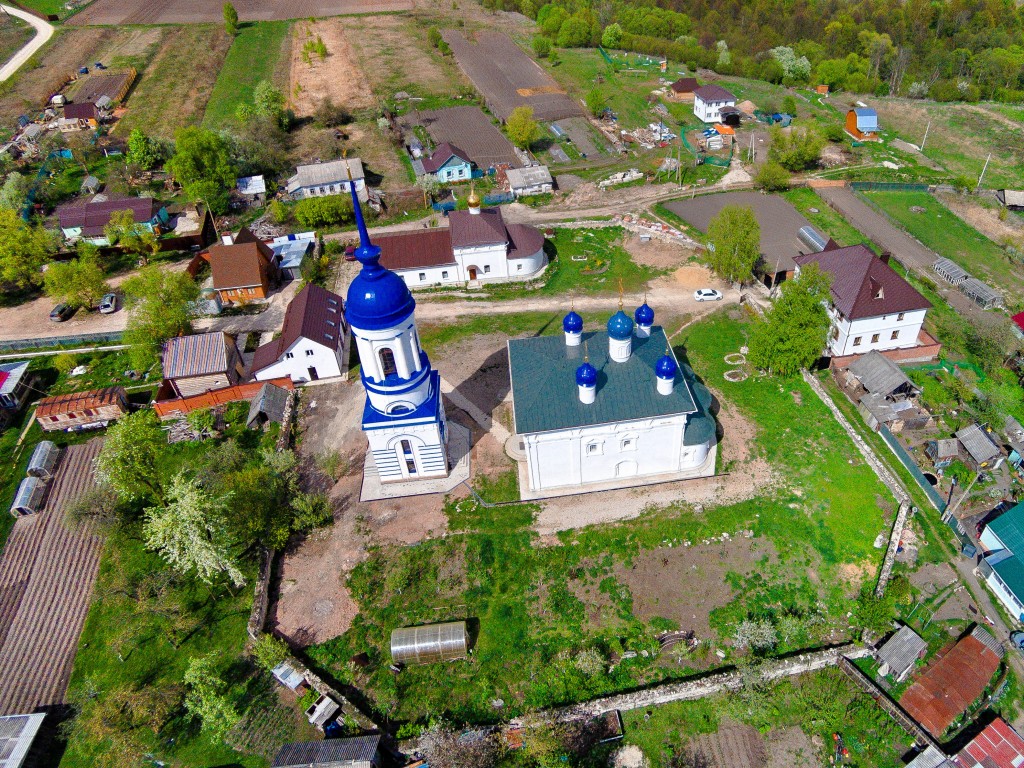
[343,183,450,484]
[794,245,932,359]
[252,283,348,383]
[374,190,546,286]
[508,302,717,496]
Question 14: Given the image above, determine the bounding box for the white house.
[693,84,736,123]
[979,502,1024,622]
[505,165,553,197]
[252,283,348,383]
[374,192,546,286]
[794,245,931,359]
[286,158,367,202]
[507,305,717,497]
[421,143,473,184]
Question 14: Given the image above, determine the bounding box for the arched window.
[400,440,413,455]
[379,347,397,377]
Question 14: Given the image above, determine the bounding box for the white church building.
[374,190,546,287]
[343,183,450,484]
[507,302,717,497]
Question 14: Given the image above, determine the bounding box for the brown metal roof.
[375,228,456,270]
[421,142,471,173]
[694,84,735,102]
[901,631,1002,737]
[794,245,931,320]
[208,241,275,290]
[162,332,233,380]
[506,223,544,260]
[449,208,508,248]
[56,195,160,235]
[671,77,699,93]
[35,386,126,418]
[63,102,97,120]
[252,284,345,372]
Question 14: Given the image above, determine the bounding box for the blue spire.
[656,351,678,379]
[349,173,383,277]
[576,361,597,387]
[563,308,583,334]
[634,301,654,326]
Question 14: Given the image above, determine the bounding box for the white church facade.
[508,302,717,496]
[343,181,450,484]
[374,191,546,287]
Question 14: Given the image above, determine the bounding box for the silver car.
[98,292,118,314]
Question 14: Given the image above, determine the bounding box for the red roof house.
[956,717,1024,767]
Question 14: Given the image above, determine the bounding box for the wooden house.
[34,387,129,432]
[207,240,278,303]
[669,77,699,102]
[162,332,244,398]
[845,107,880,140]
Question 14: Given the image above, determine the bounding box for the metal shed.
[797,225,827,254]
[26,440,61,480]
[10,477,46,516]
[932,257,968,286]
[391,621,469,665]
[959,277,1003,309]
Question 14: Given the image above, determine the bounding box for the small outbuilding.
[236,175,266,204]
[925,438,960,469]
[669,77,699,102]
[956,424,1003,470]
[505,165,553,198]
[876,624,927,682]
[391,621,469,665]
[26,440,61,480]
[10,476,47,516]
[304,694,339,729]
[933,257,968,286]
[35,387,129,432]
[271,661,305,691]
[845,107,880,140]
[846,351,920,400]
[272,735,382,768]
[246,382,290,429]
[996,190,1024,211]
[959,277,1003,309]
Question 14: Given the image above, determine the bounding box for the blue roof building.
[980,502,1024,621]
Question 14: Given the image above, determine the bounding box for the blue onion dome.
[563,309,583,333]
[607,310,634,340]
[655,353,678,380]
[576,361,597,387]
[634,302,655,326]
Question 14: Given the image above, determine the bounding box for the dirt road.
[0,5,53,82]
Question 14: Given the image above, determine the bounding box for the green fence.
[0,332,124,353]
[877,425,948,512]
[851,182,930,193]
[597,46,614,67]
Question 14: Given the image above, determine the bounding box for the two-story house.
[252,283,348,382]
[207,240,279,303]
[693,84,737,123]
[286,158,367,202]
[793,245,932,361]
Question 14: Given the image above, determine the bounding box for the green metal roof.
[508,327,698,435]
[992,554,1024,607]
[989,501,1024,556]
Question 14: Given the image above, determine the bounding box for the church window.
[517,264,523,271]
[586,441,603,456]
[870,333,880,343]
[852,337,862,347]
[484,265,491,274]
[379,348,398,377]
[419,273,426,281]
[890,330,899,340]
[306,349,315,356]
[621,437,636,451]
[897,312,905,321]
[285,352,294,359]
[401,440,413,455]
[442,271,449,279]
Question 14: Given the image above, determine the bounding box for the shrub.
[532,35,551,59]
[294,196,353,229]
[268,200,290,225]
[292,492,333,531]
[754,161,790,192]
[54,353,79,374]
[251,633,290,671]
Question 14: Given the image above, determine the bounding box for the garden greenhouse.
[390,621,469,665]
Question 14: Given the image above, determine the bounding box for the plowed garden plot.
[288,19,374,117]
[440,30,582,122]
[401,105,520,169]
[115,25,232,139]
[68,0,412,25]
[0,439,104,716]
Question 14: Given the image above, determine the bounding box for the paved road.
[0,5,54,82]
[813,186,1002,328]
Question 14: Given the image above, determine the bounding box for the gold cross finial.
[618,279,624,310]
[583,339,589,363]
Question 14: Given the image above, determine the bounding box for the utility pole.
[920,120,931,151]
[976,153,992,192]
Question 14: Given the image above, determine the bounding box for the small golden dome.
[467,187,481,207]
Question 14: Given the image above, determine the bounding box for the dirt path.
[0,4,53,82]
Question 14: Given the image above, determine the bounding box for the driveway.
[0,5,54,82]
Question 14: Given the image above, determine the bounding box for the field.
[288,19,374,118]
[872,99,1024,189]
[67,0,412,25]
[306,310,906,727]
[202,20,292,129]
[115,25,232,140]
[11,0,66,17]
[441,30,581,122]
[0,14,34,70]
[863,190,1024,300]
[0,440,104,716]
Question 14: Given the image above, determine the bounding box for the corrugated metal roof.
[0,713,47,768]
[209,240,275,290]
[877,624,926,677]
[509,327,697,434]
[237,175,266,195]
[506,223,545,260]
[163,332,232,380]
[35,386,126,418]
[0,360,29,397]
[56,195,160,233]
[421,142,470,173]
[287,158,364,191]
[375,228,456,271]
[955,424,1001,464]
[694,84,735,102]
[252,284,345,373]
[449,208,508,248]
[957,717,1024,768]
[670,77,698,93]
[271,735,381,767]
[848,351,917,397]
[905,746,955,768]
[991,554,1024,610]
[985,501,1024,555]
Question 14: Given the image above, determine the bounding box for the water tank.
[798,225,827,253]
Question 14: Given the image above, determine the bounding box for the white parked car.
[98,292,118,314]
[694,288,723,302]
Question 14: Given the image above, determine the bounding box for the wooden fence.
[153,377,293,419]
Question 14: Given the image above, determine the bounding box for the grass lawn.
[862,190,1024,299]
[0,14,34,69]
[11,0,64,16]
[307,310,901,728]
[202,21,292,129]
[118,25,233,140]
[783,188,876,249]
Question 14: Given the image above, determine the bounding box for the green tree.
[43,247,109,310]
[0,208,54,288]
[0,172,28,211]
[166,127,236,214]
[601,22,623,49]
[104,208,160,266]
[251,634,290,671]
[748,263,832,375]
[768,125,825,171]
[505,106,541,149]
[183,653,240,737]
[585,87,605,116]
[126,128,163,171]
[782,94,798,115]
[96,410,167,503]
[121,265,198,371]
[294,196,353,229]
[532,34,551,59]
[754,160,791,192]
[556,15,590,47]
[223,1,238,35]
[145,473,245,587]
[705,205,760,283]
[427,27,442,48]
[852,584,894,636]
[236,80,287,127]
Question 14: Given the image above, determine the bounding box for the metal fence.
[0,331,124,353]
[850,182,931,193]
[483,191,514,205]
[877,425,948,512]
